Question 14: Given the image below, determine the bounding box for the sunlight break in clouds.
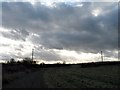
[92,8,101,16]
[0,1,119,63]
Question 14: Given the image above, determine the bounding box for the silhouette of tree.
[40,62,45,65]
[22,57,32,64]
[7,60,10,64]
[56,62,61,64]
[10,58,15,63]
[17,61,21,64]
[22,57,37,64]
[32,61,37,64]
[63,61,66,64]
[23,57,32,61]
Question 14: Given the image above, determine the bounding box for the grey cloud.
[22,45,62,61]
[1,28,29,41]
[34,49,62,61]
[1,2,118,60]
[0,53,12,61]
[19,44,24,49]
[0,44,9,47]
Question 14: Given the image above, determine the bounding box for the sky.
[0,0,119,64]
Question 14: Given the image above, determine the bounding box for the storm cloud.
[0,1,119,62]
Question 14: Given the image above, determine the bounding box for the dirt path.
[3,69,47,88]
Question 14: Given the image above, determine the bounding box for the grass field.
[44,65,120,88]
[2,63,120,88]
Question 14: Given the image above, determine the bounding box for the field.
[44,65,120,88]
[2,63,120,88]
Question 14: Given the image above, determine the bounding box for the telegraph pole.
[101,51,103,62]
[32,49,34,61]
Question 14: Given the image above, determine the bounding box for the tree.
[10,58,15,63]
[22,57,37,64]
[63,61,66,64]
[32,61,37,64]
[56,62,61,64]
[17,61,21,64]
[40,62,45,65]
[7,60,10,64]
[23,57,32,61]
[22,57,32,64]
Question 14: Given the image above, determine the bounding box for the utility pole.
[101,51,103,62]
[32,49,34,61]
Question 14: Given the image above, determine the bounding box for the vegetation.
[2,57,38,86]
[2,60,120,88]
[6,57,37,65]
[44,65,120,88]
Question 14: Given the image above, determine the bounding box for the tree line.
[7,57,66,65]
[7,57,36,65]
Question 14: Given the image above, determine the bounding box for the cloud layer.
[0,2,118,63]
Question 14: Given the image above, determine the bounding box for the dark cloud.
[1,28,29,41]
[34,48,62,61]
[1,2,118,61]
[0,53,11,60]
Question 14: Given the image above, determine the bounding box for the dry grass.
[44,65,120,88]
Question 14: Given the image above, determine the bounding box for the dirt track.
[3,69,47,88]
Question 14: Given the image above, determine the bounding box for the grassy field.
[44,65,120,88]
[2,63,120,88]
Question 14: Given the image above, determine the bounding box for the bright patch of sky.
[0,1,119,63]
[92,8,102,16]
[1,0,119,2]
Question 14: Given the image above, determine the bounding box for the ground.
[2,64,120,88]
[3,68,47,88]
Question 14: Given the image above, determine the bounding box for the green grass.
[44,65,120,88]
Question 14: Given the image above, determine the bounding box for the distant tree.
[22,57,37,64]
[56,62,61,64]
[40,62,45,65]
[7,60,10,64]
[10,58,15,63]
[23,57,32,61]
[32,61,37,64]
[63,61,66,64]
[22,57,32,64]
[17,61,21,64]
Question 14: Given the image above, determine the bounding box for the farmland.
[2,62,120,88]
[44,65,120,88]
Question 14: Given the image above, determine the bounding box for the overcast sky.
[0,0,119,63]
